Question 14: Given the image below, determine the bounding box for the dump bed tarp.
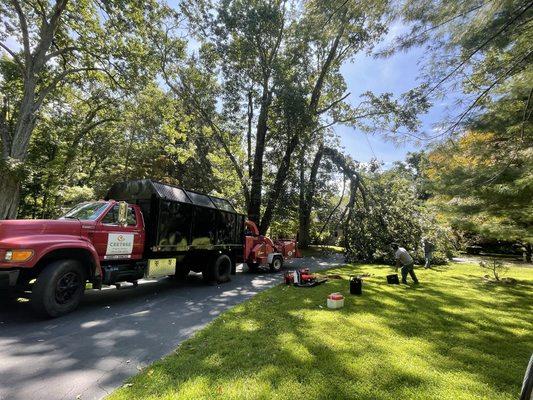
[107,180,236,212]
[106,180,244,253]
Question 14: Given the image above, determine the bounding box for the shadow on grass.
[425,264,452,272]
[109,264,533,400]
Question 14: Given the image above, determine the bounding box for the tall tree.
[178,0,288,224]
[291,0,430,246]
[178,0,427,239]
[0,0,164,218]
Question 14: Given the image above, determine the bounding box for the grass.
[299,245,345,258]
[108,262,533,400]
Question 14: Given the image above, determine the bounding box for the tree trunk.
[298,150,306,240]
[318,174,346,237]
[298,145,324,247]
[0,82,37,219]
[0,171,21,219]
[259,133,299,234]
[342,180,358,250]
[298,146,365,249]
[298,213,311,248]
[0,0,70,219]
[247,86,272,224]
[247,90,253,178]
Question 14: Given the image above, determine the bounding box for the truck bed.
[107,180,245,258]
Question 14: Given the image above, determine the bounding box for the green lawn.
[108,263,533,400]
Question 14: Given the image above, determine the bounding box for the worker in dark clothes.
[423,238,435,269]
[391,243,419,284]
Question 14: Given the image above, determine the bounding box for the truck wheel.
[203,254,232,284]
[31,260,86,318]
[269,256,283,272]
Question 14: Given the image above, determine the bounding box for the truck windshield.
[60,202,109,221]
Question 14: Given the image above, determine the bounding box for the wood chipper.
[243,220,301,272]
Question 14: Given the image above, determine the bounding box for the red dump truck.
[0,180,299,317]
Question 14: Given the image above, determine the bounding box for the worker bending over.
[391,243,419,284]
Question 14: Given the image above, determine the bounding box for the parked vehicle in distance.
[0,180,299,317]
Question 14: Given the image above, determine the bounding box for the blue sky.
[337,44,448,166]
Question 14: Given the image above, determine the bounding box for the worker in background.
[423,238,435,269]
[391,242,419,284]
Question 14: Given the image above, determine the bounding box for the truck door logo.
[106,233,134,255]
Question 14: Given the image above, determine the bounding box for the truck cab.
[69,201,146,263]
[0,200,145,317]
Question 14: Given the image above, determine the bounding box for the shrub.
[479,259,509,281]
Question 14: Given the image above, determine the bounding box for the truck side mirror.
[118,201,129,226]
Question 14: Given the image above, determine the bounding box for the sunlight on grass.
[108,263,533,400]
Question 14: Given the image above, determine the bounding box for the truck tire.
[269,256,283,272]
[203,254,232,284]
[31,260,86,318]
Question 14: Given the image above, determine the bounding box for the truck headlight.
[4,249,34,262]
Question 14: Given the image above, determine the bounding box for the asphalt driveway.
[0,254,343,400]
